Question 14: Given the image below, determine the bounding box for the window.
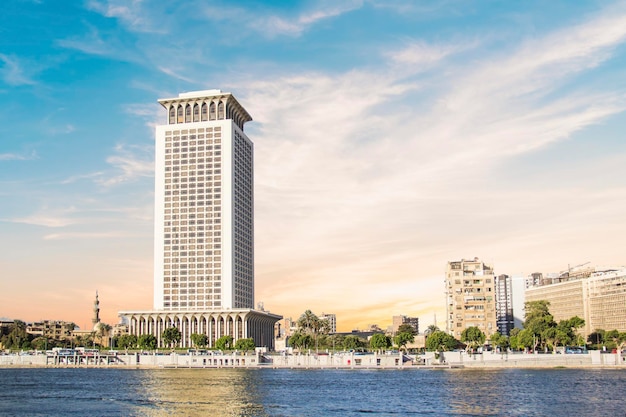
[185,105,191,122]
[169,106,176,124]
[193,104,199,122]
[177,106,183,123]
[201,103,208,121]
[209,102,216,120]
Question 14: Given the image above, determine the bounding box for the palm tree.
[297,310,320,334]
[425,325,440,336]
[296,310,329,352]
[96,323,112,348]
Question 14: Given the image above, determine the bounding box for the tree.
[524,301,551,324]
[31,337,49,351]
[489,332,509,351]
[558,316,585,346]
[138,334,157,350]
[542,327,568,352]
[461,326,486,352]
[397,324,417,337]
[508,327,521,350]
[516,329,535,350]
[296,310,330,352]
[1,320,31,350]
[326,334,344,351]
[523,301,556,351]
[425,331,458,351]
[190,333,208,349]
[297,310,320,334]
[370,333,392,353]
[96,323,112,347]
[343,335,366,350]
[214,335,233,351]
[162,327,182,348]
[604,330,620,349]
[394,332,415,351]
[288,332,312,351]
[234,338,256,353]
[587,330,605,347]
[117,334,138,349]
[425,325,440,336]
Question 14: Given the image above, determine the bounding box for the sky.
[1,0,626,332]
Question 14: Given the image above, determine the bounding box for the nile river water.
[0,368,623,416]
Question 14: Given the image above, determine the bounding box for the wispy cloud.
[244,6,626,324]
[0,151,38,161]
[251,1,364,38]
[98,143,153,187]
[122,102,162,130]
[57,24,113,56]
[156,66,197,84]
[43,231,134,240]
[86,0,166,34]
[0,54,36,86]
[10,214,78,228]
[60,171,105,185]
[203,1,364,39]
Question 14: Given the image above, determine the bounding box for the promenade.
[1,350,624,369]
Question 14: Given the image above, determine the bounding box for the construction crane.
[558,261,590,279]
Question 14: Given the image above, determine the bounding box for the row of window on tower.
[167,101,247,129]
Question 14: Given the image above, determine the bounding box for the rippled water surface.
[0,368,624,416]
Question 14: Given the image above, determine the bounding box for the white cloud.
[0,54,36,86]
[86,0,166,34]
[11,214,78,228]
[42,231,133,240]
[203,1,364,39]
[387,40,468,67]
[0,151,37,161]
[98,143,154,187]
[242,6,626,324]
[254,1,363,37]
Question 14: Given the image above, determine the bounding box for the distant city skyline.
[1,1,626,331]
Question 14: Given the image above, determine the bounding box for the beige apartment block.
[526,268,626,338]
[27,320,76,340]
[392,315,419,335]
[525,279,586,332]
[446,258,497,339]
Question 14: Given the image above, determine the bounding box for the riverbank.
[2,350,625,369]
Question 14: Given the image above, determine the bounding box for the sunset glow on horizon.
[2,0,626,333]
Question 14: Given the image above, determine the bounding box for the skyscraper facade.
[495,274,514,336]
[154,90,254,311]
[119,90,280,349]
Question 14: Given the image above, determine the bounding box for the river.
[0,367,623,416]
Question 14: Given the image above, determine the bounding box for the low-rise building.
[392,315,419,335]
[27,320,76,340]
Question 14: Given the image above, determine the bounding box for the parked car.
[564,346,585,354]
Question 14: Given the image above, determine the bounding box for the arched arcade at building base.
[118,309,281,351]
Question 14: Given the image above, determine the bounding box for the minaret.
[92,291,100,327]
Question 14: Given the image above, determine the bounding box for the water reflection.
[132,369,268,417]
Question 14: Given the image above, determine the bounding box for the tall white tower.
[154,90,254,311]
[120,89,280,350]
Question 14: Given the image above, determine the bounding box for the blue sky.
[1,0,626,331]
